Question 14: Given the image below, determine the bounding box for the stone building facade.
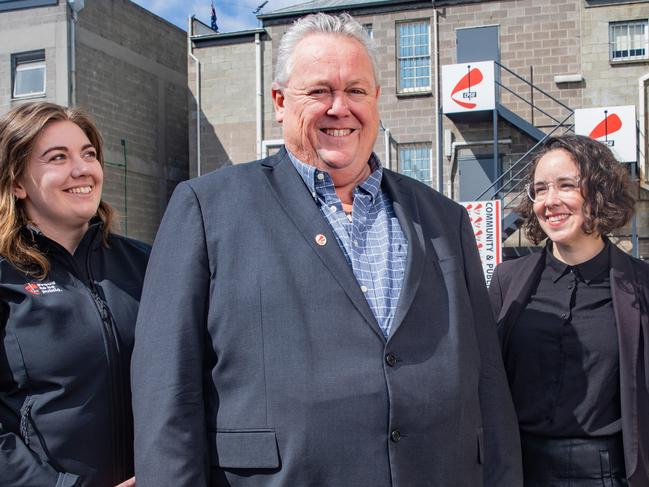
[189,0,649,257]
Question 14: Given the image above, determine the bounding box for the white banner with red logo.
[461,200,502,287]
[442,61,496,114]
[574,105,637,162]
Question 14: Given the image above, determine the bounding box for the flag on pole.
[210,2,219,32]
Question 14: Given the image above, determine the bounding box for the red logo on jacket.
[24,283,41,295]
[23,281,63,295]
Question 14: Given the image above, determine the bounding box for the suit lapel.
[498,249,545,350]
[260,150,384,340]
[381,170,425,337]
[610,244,641,376]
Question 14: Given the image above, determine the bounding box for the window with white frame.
[399,143,432,185]
[397,20,431,93]
[12,50,46,98]
[610,20,648,62]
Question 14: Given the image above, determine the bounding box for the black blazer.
[489,243,649,487]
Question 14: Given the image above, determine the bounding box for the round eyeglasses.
[526,176,581,203]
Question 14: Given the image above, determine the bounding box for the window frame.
[398,142,433,186]
[11,50,46,99]
[609,19,649,62]
[396,19,431,94]
[362,23,373,39]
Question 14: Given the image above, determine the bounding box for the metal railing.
[496,61,574,129]
[474,62,575,234]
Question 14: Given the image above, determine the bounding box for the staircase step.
[502,210,524,238]
[496,102,546,141]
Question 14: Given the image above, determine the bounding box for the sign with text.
[574,105,637,162]
[442,61,496,114]
[461,200,502,287]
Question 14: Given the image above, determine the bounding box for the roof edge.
[257,0,415,19]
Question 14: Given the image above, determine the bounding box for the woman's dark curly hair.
[517,134,635,244]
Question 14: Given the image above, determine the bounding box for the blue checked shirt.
[288,151,408,337]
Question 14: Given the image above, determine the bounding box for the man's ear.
[13,180,27,200]
[271,83,285,123]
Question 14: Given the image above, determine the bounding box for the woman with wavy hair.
[489,134,649,487]
[0,101,149,487]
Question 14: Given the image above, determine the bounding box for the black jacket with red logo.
[0,222,149,487]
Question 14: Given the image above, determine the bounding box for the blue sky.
[131,0,299,32]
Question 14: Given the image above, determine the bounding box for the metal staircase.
[474,61,575,247]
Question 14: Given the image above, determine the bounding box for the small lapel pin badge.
[315,234,327,246]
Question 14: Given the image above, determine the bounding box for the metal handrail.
[497,81,568,127]
[475,111,574,201]
[495,61,573,113]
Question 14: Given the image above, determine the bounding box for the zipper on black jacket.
[35,226,129,484]
[81,227,128,484]
[87,280,127,485]
[19,398,56,469]
[19,400,33,446]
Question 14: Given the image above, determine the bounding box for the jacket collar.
[24,218,104,255]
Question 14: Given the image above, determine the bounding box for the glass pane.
[14,64,45,96]
[398,21,431,91]
[399,144,432,185]
[610,20,648,60]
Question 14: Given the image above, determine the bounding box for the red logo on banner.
[589,113,622,141]
[451,67,484,109]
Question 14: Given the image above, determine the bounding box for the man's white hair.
[273,12,378,87]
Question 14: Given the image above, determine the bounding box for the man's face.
[272,33,380,181]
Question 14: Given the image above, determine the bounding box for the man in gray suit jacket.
[131,12,522,487]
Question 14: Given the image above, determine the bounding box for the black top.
[507,241,621,437]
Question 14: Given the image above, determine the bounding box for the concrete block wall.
[194,11,438,183]
[369,8,435,181]
[189,0,648,256]
[581,2,649,107]
[580,2,649,252]
[440,0,582,134]
[76,0,188,244]
[189,35,264,176]
[0,2,69,112]
[263,26,285,146]
[244,0,586,193]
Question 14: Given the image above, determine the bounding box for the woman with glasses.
[489,134,649,487]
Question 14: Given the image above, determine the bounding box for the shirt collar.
[287,149,383,201]
[545,239,610,284]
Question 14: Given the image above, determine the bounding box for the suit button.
[385,353,397,367]
[390,430,401,442]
